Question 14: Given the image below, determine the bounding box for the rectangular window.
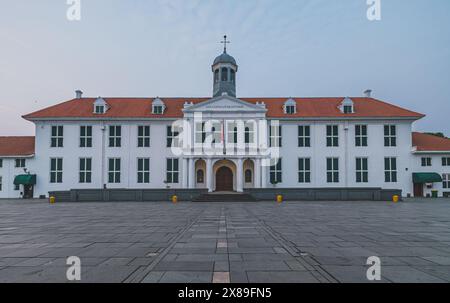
[0,176,2,191]
[14,181,19,191]
[442,157,450,166]
[95,105,104,114]
[298,158,311,183]
[109,126,121,147]
[79,158,92,183]
[326,157,339,183]
[108,158,121,183]
[50,158,63,183]
[326,125,339,147]
[270,159,282,184]
[286,105,296,114]
[167,126,180,148]
[15,159,26,168]
[384,157,397,182]
[80,126,93,148]
[356,158,369,183]
[51,126,64,147]
[166,158,179,183]
[269,124,282,147]
[355,125,368,147]
[195,122,206,144]
[421,157,432,167]
[384,125,397,147]
[0,159,3,168]
[298,126,311,147]
[138,126,150,147]
[137,158,150,184]
[443,174,450,189]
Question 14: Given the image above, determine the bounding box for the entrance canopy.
[412,173,442,183]
[13,174,36,185]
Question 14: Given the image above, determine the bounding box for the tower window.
[221,67,228,81]
[230,70,235,83]
[214,69,219,83]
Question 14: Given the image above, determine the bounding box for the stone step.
[192,193,257,202]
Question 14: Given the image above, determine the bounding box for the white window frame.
[50,158,63,183]
[443,157,450,166]
[95,105,105,114]
[167,125,180,148]
[298,125,311,147]
[51,125,64,147]
[269,124,282,147]
[137,158,150,184]
[384,157,397,183]
[15,158,26,168]
[166,158,179,184]
[298,158,311,183]
[384,125,397,147]
[80,126,92,148]
[79,158,92,183]
[326,125,339,147]
[421,157,432,167]
[137,126,150,148]
[443,174,450,189]
[326,157,339,183]
[108,158,121,183]
[270,158,282,184]
[355,125,368,147]
[356,157,369,183]
[109,125,121,147]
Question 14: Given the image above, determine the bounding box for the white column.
[254,158,261,188]
[182,158,189,188]
[261,160,267,188]
[188,158,195,189]
[206,158,213,192]
[237,158,244,192]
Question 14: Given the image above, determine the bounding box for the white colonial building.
[1,45,450,199]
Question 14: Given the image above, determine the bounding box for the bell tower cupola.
[212,35,238,97]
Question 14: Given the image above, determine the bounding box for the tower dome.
[212,35,238,98]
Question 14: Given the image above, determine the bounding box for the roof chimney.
[75,90,83,99]
[364,89,372,98]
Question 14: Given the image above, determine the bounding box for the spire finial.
[221,35,230,53]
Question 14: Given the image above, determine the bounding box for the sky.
[0,0,449,136]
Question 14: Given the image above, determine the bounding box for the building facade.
[1,47,449,199]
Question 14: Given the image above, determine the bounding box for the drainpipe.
[101,122,106,188]
[344,121,349,188]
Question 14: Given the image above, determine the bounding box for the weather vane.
[221,35,230,53]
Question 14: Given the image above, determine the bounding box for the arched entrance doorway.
[216,166,234,192]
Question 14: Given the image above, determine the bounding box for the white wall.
[32,120,183,198]
[411,153,450,197]
[0,157,33,198]
[275,120,415,196]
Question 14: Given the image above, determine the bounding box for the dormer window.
[152,98,166,115]
[95,105,105,114]
[93,97,108,114]
[283,98,297,115]
[340,97,354,114]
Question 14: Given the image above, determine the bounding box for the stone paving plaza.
[1,198,450,283]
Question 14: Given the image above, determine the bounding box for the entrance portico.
[187,157,262,192]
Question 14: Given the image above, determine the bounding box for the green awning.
[413,173,442,183]
[13,174,36,185]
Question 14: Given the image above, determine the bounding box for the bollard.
[172,195,178,204]
[49,196,55,204]
[277,195,283,204]
[392,195,399,203]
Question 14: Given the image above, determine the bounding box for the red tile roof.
[412,132,450,152]
[23,97,424,120]
[0,136,35,156]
